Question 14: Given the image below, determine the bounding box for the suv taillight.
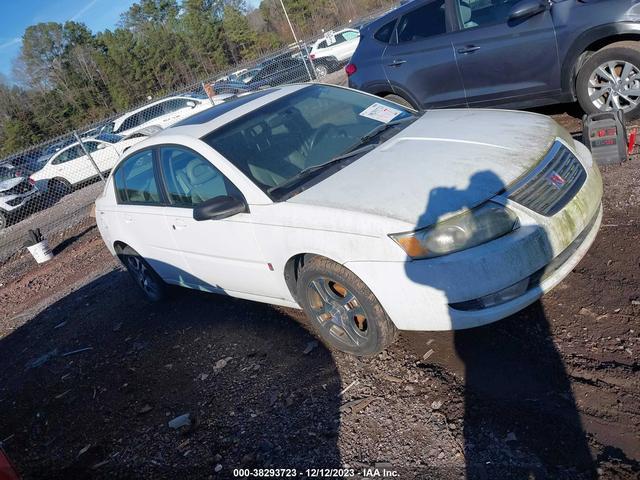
[28,177,35,186]
[345,63,357,76]
[310,54,315,60]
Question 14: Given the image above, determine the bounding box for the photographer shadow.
[405,170,596,479]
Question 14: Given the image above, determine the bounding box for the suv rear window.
[397,0,447,43]
[374,20,396,43]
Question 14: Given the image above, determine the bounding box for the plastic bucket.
[27,239,54,264]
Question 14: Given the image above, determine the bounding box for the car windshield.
[101,122,116,134]
[203,84,415,200]
[95,133,123,143]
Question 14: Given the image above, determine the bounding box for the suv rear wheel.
[297,256,398,356]
[576,42,640,119]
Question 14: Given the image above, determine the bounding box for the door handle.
[457,45,481,54]
[388,59,407,67]
[172,220,188,230]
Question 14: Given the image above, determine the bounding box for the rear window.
[114,150,161,204]
[374,20,396,43]
[397,0,447,43]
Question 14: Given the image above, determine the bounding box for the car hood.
[290,109,568,230]
[0,177,23,192]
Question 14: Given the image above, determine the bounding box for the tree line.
[0,0,396,158]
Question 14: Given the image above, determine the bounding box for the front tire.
[384,93,414,110]
[576,42,640,119]
[297,256,398,356]
[117,246,167,302]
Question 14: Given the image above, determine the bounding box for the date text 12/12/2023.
[231,467,400,478]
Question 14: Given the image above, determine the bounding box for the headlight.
[390,202,519,259]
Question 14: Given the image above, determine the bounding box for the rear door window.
[114,150,161,204]
[83,141,101,154]
[52,145,82,165]
[374,20,397,43]
[343,30,359,41]
[397,0,447,43]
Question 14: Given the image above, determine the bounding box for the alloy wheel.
[127,256,161,300]
[306,277,369,349]
[315,64,328,78]
[588,60,640,112]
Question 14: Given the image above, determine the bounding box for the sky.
[0,0,262,81]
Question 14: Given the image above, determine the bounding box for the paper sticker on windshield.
[359,103,403,123]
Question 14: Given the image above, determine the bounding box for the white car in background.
[95,84,602,356]
[309,28,360,77]
[0,164,40,230]
[100,94,232,138]
[30,134,144,197]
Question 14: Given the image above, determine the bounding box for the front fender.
[561,22,640,96]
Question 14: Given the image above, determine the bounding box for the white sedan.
[95,84,602,356]
[30,134,144,196]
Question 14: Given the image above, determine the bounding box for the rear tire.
[576,42,640,120]
[49,178,72,198]
[384,93,414,110]
[297,256,398,356]
[315,64,329,78]
[117,246,167,302]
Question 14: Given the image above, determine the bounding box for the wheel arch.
[49,176,72,188]
[379,85,420,110]
[113,240,129,254]
[283,253,313,304]
[562,23,640,97]
[284,252,352,304]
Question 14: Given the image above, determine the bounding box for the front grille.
[3,179,32,196]
[508,142,586,216]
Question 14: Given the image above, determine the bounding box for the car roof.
[111,95,204,130]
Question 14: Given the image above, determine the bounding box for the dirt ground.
[0,110,638,480]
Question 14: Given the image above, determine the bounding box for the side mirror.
[193,195,248,221]
[186,100,197,108]
[509,0,546,21]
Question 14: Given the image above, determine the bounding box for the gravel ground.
[0,106,638,479]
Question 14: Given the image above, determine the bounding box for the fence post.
[279,0,315,82]
[73,131,105,183]
[202,82,216,106]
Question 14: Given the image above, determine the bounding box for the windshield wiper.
[268,144,376,195]
[359,116,415,145]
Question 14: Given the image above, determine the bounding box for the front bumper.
[344,140,603,331]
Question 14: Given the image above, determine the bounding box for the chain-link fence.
[0,6,394,262]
